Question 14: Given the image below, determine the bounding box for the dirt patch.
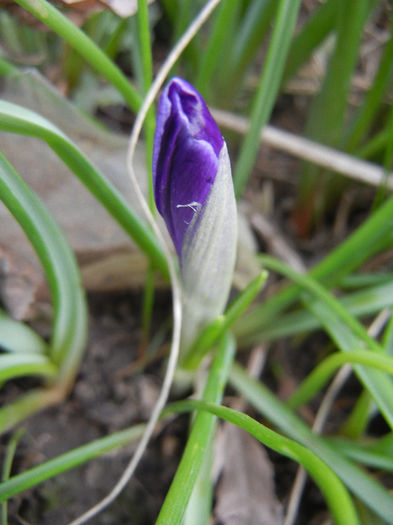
[2,291,188,525]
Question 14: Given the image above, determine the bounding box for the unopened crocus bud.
[153,77,237,351]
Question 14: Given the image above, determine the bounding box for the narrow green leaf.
[327,437,393,473]
[307,298,393,431]
[13,0,141,112]
[236,192,393,343]
[0,424,145,502]
[282,0,340,85]
[245,277,393,343]
[234,0,301,197]
[296,0,374,224]
[0,100,168,279]
[167,399,360,525]
[0,56,17,76]
[259,255,381,352]
[0,388,62,436]
[229,363,393,523]
[1,428,24,524]
[137,0,155,212]
[182,271,268,369]
[339,273,393,289]
[215,0,276,107]
[343,20,393,152]
[195,0,241,97]
[0,309,48,354]
[288,351,393,409]
[0,353,57,384]
[0,152,87,386]
[258,255,393,430]
[156,333,235,525]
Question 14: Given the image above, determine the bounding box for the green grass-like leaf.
[0,152,86,387]
[0,309,47,354]
[295,0,377,227]
[234,0,301,197]
[282,0,340,85]
[0,424,145,502]
[236,192,393,343]
[288,351,393,409]
[230,363,393,523]
[14,0,141,112]
[156,333,235,524]
[245,278,393,343]
[0,353,57,385]
[259,255,393,431]
[0,100,168,279]
[167,399,360,525]
[182,271,268,369]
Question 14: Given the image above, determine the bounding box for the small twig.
[213,109,393,190]
[284,309,391,525]
[67,1,222,524]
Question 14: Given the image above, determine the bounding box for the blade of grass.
[251,278,393,343]
[383,313,393,354]
[156,332,236,525]
[234,0,301,197]
[104,17,128,60]
[369,432,393,454]
[0,152,87,387]
[229,363,393,523]
[217,0,276,106]
[1,428,24,525]
[259,255,393,431]
[259,255,381,352]
[288,351,393,409]
[0,309,48,354]
[383,93,393,171]
[295,0,374,229]
[0,56,17,76]
[195,0,241,98]
[306,298,393,431]
[0,424,145,502]
[137,0,155,212]
[282,0,340,85]
[0,100,168,279]
[327,437,393,472]
[171,0,200,76]
[339,272,393,289]
[182,271,268,369]
[343,20,393,152]
[236,192,393,343]
[137,0,157,346]
[0,353,57,384]
[13,0,142,112]
[0,387,63,435]
[356,127,389,159]
[183,440,213,525]
[339,389,372,440]
[167,399,360,525]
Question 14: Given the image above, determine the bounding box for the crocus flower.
[153,77,237,350]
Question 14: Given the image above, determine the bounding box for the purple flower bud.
[153,77,237,350]
[153,77,224,256]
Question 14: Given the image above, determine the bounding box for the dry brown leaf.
[214,425,283,525]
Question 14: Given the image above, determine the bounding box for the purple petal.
[153,77,224,255]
